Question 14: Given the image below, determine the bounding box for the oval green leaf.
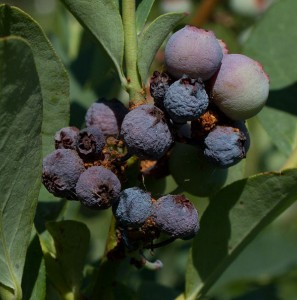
[0,4,70,157]
[136,0,155,34]
[60,0,125,82]
[243,0,297,156]
[137,12,186,83]
[0,36,42,299]
[185,169,297,300]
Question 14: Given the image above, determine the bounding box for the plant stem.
[190,0,219,27]
[122,0,145,104]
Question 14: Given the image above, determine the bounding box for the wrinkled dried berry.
[54,126,79,150]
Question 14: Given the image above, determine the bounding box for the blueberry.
[42,149,85,199]
[76,126,105,160]
[150,71,172,109]
[153,194,199,239]
[112,187,152,227]
[76,166,121,209]
[54,126,79,150]
[164,76,209,123]
[203,123,250,168]
[120,104,173,160]
[210,54,269,120]
[85,99,128,137]
[164,25,223,80]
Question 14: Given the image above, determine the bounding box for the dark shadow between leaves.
[70,101,87,129]
[192,178,248,281]
[21,234,44,300]
[266,82,297,116]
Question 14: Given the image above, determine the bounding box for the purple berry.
[203,122,250,168]
[164,25,223,80]
[153,194,199,239]
[112,187,153,227]
[120,104,173,160]
[76,166,121,210]
[150,71,172,108]
[54,126,79,150]
[76,126,105,160]
[42,149,85,199]
[210,54,269,120]
[85,99,128,137]
[164,76,209,123]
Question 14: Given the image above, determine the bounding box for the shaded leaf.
[136,0,155,34]
[40,221,90,299]
[60,0,124,81]
[186,169,297,299]
[0,36,42,299]
[137,12,186,83]
[0,4,70,157]
[243,0,297,156]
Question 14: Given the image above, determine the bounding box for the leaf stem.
[122,0,146,104]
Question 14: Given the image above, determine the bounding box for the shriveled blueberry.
[120,104,173,160]
[76,126,105,160]
[153,194,199,239]
[42,149,85,200]
[112,187,152,227]
[164,76,209,123]
[165,25,223,80]
[85,99,128,137]
[54,126,79,150]
[76,166,121,209]
[203,122,250,168]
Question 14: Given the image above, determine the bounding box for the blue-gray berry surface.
[153,194,199,239]
[85,99,128,137]
[76,166,121,210]
[164,76,209,123]
[120,104,173,160]
[76,126,106,160]
[54,126,79,150]
[203,123,250,168]
[112,187,153,227]
[42,149,85,200]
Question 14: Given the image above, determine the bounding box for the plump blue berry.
[210,54,269,120]
[76,126,105,160]
[42,149,85,199]
[54,126,79,150]
[203,123,250,168]
[120,104,173,160]
[76,166,121,209]
[85,99,128,137]
[112,187,153,227]
[164,76,209,123]
[165,25,223,80]
[153,194,199,239]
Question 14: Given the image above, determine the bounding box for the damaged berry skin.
[112,187,153,227]
[76,166,121,210]
[153,194,199,240]
[120,104,173,160]
[210,54,269,120]
[164,76,209,123]
[42,149,85,200]
[85,99,128,137]
[165,25,223,80]
[203,123,250,168]
[76,126,105,160]
[54,126,79,150]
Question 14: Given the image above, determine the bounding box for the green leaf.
[0,4,70,157]
[185,169,297,300]
[60,0,125,82]
[40,221,90,299]
[137,12,186,83]
[243,0,297,156]
[0,36,42,299]
[136,0,155,34]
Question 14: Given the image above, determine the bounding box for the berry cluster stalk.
[122,0,145,104]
